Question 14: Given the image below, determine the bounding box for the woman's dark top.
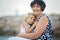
[32,14,52,40]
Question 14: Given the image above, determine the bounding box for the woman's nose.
[33,7,37,10]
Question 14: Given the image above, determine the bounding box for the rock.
[0,15,25,35]
[49,14,60,37]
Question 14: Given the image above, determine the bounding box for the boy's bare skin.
[23,22,37,33]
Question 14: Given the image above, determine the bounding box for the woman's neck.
[36,13,43,19]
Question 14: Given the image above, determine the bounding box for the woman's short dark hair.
[30,0,46,11]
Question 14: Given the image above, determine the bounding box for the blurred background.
[0,0,60,40]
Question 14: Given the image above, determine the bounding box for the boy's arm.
[25,22,37,33]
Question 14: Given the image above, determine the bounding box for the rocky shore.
[49,14,60,37]
[0,14,60,37]
[0,15,24,36]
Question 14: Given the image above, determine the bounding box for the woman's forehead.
[33,3,40,6]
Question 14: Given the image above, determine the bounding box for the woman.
[17,0,52,40]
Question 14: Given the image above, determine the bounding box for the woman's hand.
[32,22,37,27]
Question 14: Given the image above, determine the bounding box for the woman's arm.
[17,16,48,39]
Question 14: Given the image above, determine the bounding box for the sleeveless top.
[20,24,31,34]
[33,14,52,40]
[20,26,26,34]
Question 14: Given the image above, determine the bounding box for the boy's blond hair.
[25,13,36,22]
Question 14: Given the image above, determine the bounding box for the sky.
[0,0,60,17]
